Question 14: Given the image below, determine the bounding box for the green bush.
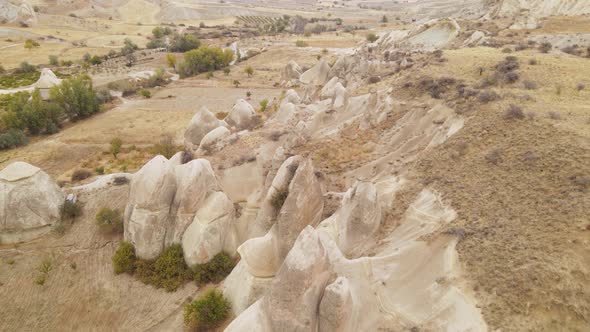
[152,135,180,159]
[0,70,40,89]
[366,33,379,43]
[193,252,236,286]
[178,46,233,78]
[135,244,192,292]
[140,89,151,98]
[61,200,82,221]
[50,76,99,120]
[295,40,308,47]
[259,99,268,112]
[169,34,201,53]
[96,208,123,234]
[184,290,231,330]
[0,129,28,150]
[49,55,59,66]
[112,241,136,274]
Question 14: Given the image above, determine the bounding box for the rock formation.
[0,162,64,243]
[226,99,259,130]
[299,59,331,86]
[184,106,226,152]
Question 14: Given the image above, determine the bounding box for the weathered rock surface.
[281,60,303,84]
[197,126,231,154]
[319,277,353,332]
[0,162,64,242]
[300,59,330,86]
[226,99,259,130]
[184,107,226,151]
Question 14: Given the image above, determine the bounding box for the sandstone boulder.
[281,89,301,106]
[182,191,237,265]
[226,99,258,130]
[281,60,303,83]
[300,59,330,86]
[197,126,231,154]
[0,162,64,242]
[184,107,226,151]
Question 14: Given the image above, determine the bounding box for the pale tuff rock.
[197,126,231,154]
[182,191,237,265]
[463,30,487,47]
[281,89,301,106]
[491,0,590,28]
[272,102,296,124]
[299,59,331,86]
[226,99,259,130]
[319,277,353,332]
[281,60,303,84]
[398,18,461,52]
[0,162,64,242]
[226,227,332,332]
[222,260,273,316]
[322,181,382,257]
[332,82,348,109]
[320,77,340,100]
[167,159,220,244]
[124,156,232,260]
[262,226,332,332]
[184,106,226,151]
[124,156,177,259]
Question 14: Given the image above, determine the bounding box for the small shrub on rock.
[271,188,289,211]
[112,241,136,274]
[96,208,123,234]
[193,252,236,286]
[135,244,192,292]
[184,290,231,331]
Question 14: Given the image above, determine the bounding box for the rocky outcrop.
[182,191,237,265]
[124,156,177,259]
[399,18,461,52]
[197,126,231,154]
[0,162,64,243]
[124,156,236,261]
[184,107,226,151]
[319,277,353,332]
[300,59,330,86]
[225,227,332,332]
[226,99,259,130]
[490,0,590,28]
[281,89,301,106]
[281,60,303,86]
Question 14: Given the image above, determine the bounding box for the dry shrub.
[477,90,500,103]
[485,149,502,165]
[71,169,92,182]
[523,80,537,90]
[503,105,525,120]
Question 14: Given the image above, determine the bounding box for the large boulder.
[184,107,226,151]
[226,99,258,130]
[281,89,301,106]
[281,60,303,84]
[197,126,231,155]
[0,162,64,242]
[124,156,177,260]
[182,191,237,265]
[336,181,382,256]
[300,59,330,86]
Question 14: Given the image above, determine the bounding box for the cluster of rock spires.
[0,17,494,331]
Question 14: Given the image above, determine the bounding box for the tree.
[381,15,388,23]
[166,53,177,69]
[152,27,164,39]
[233,80,241,88]
[125,52,136,67]
[89,55,102,65]
[49,55,59,66]
[110,138,122,158]
[24,39,40,50]
[83,52,92,62]
[50,76,99,120]
[245,66,254,77]
[169,34,201,53]
[121,38,138,56]
[178,47,233,78]
[223,67,230,75]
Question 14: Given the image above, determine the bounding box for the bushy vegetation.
[295,40,308,47]
[184,290,231,331]
[61,200,82,221]
[1,90,62,135]
[366,33,379,43]
[112,241,136,274]
[169,34,201,53]
[193,252,236,286]
[96,208,123,234]
[0,129,28,150]
[0,66,40,89]
[134,244,193,292]
[71,169,92,181]
[50,75,100,120]
[152,135,180,159]
[177,46,233,78]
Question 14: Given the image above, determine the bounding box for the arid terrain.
[1,0,589,331]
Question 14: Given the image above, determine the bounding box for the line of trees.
[0,75,110,150]
[177,47,234,78]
